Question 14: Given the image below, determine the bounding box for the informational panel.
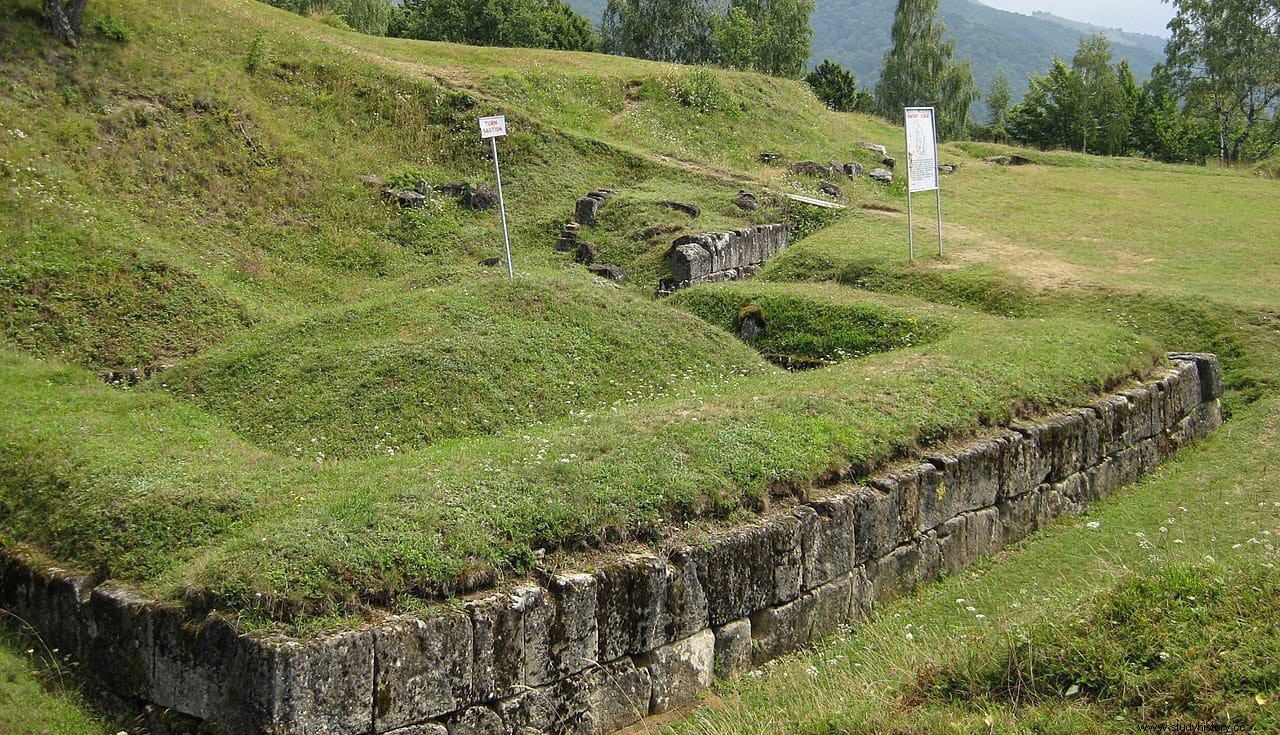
[905,107,938,193]
[479,115,507,139]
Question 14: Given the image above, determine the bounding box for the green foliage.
[674,67,736,113]
[245,31,267,73]
[601,0,717,63]
[919,562,1280,728]
[984,69,1010,129]
[1165,0,1280,163]
[393,0,598,51]
[262,0,395,36]
[875,0,978,140]
[806,59,873,113]
[90,13,133,42]
[1008,37,1140,157]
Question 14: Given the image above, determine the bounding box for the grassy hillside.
[1,0,1276,628]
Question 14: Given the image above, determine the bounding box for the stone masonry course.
[0,353,1225,734]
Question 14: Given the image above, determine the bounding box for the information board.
[905,107,938,193]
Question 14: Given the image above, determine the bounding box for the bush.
[675,67,736,114]
[92,14,133,42]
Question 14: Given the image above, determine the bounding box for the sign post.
[479,115,514,278]
[904,106,943,260]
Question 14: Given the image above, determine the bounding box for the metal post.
[491,137,514,279]
[933,115,943,257]
[905,121,914,262]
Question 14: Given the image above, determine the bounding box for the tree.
[265,0,396,36]
[393,0,598,51]
[601,0,717,63]
[1165,0,1280,162]
[985,70,1011,130]
[43,0,88,45]
[875,0,978,140]
[806,59,873,112]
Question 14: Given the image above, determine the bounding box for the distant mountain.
[564,0,1168,109]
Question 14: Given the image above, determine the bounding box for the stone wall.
[660,224,789,293]
[0,354,1224,735]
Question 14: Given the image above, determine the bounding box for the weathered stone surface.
[374,613,474,730]
[274,629,376,734]
[848,485,896,564]
[150,610,238,721]
[766,511,804,604]
[657,200,700,218]
[842,162,864,178]
[869,542,921,604]
[936,514,970,578]
[465,593,524,701]
[395,190,428,208]
[1169,352,1223,400]
[575,240,597,265]
[663,546,709,641]
[751,574,854,662]
[965,508,1002,560]
[575,195,605,226]
[801,496,857,590]
[595,555,667,661]
[1038,411,1089,482]
[819,181,842,198]
[759,151,782,163]
[549,573,599,680]
[444,705,504,735]
[1164,360,1204,424]
[868,469,921,546]
[636,629,714,714]
[498,658,650,735]
[586,263,626,281]
[914,459,956,533]
[733,190,759,211]
[881,156,896,169]
[789,160,832,177]
[997,491,1037,545]
[868,168,893,183]
[1010,423,1053,491]
[386,724,448,735]
[1033,484,1064,530]
[859,142,889,157]
[712,619,752,678]
[703,526,773,626]
[82,583,154,698]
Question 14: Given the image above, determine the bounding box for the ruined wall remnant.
[0,354,1225,735]
[660,224,789,294]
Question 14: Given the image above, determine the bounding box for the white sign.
[904,107,938,193]
[479,115,507,139]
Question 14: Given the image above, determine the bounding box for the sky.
[977,0,1176,37]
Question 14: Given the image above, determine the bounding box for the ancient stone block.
[1169,352,1223,401]
[595,555,667,661]
[997,430,1041,499]
[466,593,524,701]
[965,508,1002,560]
[663,546,709,642]
[374,613,474,730]
[997,491,1037,545]
[81,583,154,699]
[765,511,804,604]
[1121,386,1157,441]
[801,496,857,591]
[549,573,598,680]
[667,242,711,284]
[636,629,715,714]
[1037,411,1088,482]
[869,469,921,544]
[386,725,448,735]
[848,485,897,565]
[1033,485,1064,531]
[504,658,649,735]
[150,610,239,721]
[868,542,921,604]
[939,439,1002,514]
[703,526,773,627]
[751,574,856,662]
[936,515,970,578]
[575,196,604,226]
[712,619,752,678]
[27,566,91,660]
[273,628,377,735]
[1163,360,1202,426]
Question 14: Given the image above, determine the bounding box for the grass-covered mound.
[162,275,772,459]
[669,282,951,367]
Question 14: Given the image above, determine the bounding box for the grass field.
[2,0,1279,730]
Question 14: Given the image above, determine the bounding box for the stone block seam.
[0,353,1224,734]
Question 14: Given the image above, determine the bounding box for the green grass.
[0,617,115,735]
[3,0,1280,728]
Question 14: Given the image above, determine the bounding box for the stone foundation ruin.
[0,354,1225,734]
[659,224,789,294]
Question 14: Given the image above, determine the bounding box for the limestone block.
[272,628,377,735]
[801,496,857,591]
[911,460,955,534]
[28,566,91,660]
[1172,401,1222,447]
[1073,407,1104,470]
[594,555,668,661]
[1163,360,1203,425]
[965,508,1002,560]
[868,470,920,545]
[663,546,710,642]
[997,491,1037,545]
[515,586,557,687]
[712,619,752,678]
[444,706,504,735]
[574,196,603,227]
[947,439,1003,513]
[1053,472,1089,508]
[668,242,711,283]
[848,485,898,564]
[1122,386,1158,441]
[1084,457,1118,501]
[549,573,599,680]
[1092,394,1133,456]
[466,593,525,701]
[765,511,804,604]
[81,583,154,699]
[936,515,970,578]
[1169,352,1223,401]
[503,658,649,735]
[869,542,921,604]
[636,629,715,714]
[917,531,942,586]
[374,613,474,730]
[997,430,1041,499]
[1033,485,1064,531]
[1038,412,1088,482]
[750,574,855,663]
[150,610,239,720]
[703,526,773,627]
